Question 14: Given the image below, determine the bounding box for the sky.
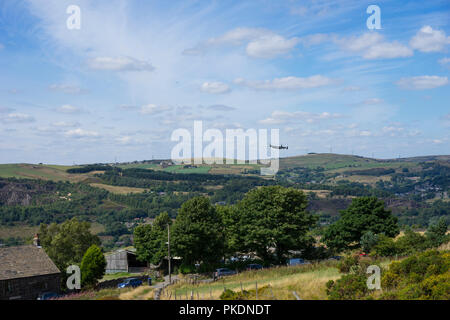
[0,0,449,164]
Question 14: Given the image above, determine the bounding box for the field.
[0,164,85,182]
[0,221,105,241]
[89,183,147,194]
[161,262,341,300]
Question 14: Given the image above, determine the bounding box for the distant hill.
[0,153,448,181]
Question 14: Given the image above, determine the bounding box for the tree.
[80,245,107,287]
[233,186,317,264]
[39,218,101,272]
[172,197,223,267]
[134,212,171,265]
[322,197,399,252]
[425,217,448,248]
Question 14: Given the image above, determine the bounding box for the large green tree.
[39,218,101,272]
[322,196,399,252]
[425,217,448,247]
[172,197,224,267]
[134,211,171,265]
[233,186,317,264]
[80,244,107,287]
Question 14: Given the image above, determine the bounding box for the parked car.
[214,268,237,278]
[37,292,59,300]
[117,278,143,289]
[247,264,263,270]
[328,256,342,261]
[288,258,311,266]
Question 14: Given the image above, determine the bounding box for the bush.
[178,264,196,274]
[220,289,250,300]
[372,234,398,257]
[381,250,450,300]
[326,274,369,300]
[360,231,378,253]
[337,255,359,273]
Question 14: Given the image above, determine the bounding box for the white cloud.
[235,75,335,90]
[57,104,82,113]
[1,113,35,123]
[201,82,231,94]
[338,33,413,59]
[116,136,132,145]
[410,26,450,53]
[396,76,448,90]
[49,84,85,94]
[246,34,299,58]
[140,104,172,115]
[185,27,299,59]
[438,57,450,65]
[65,128,99,138]
[207,104,236,111]
[363,98,384,105]
[0,106,13,113]
[87,56,155,72]
[52,121,79,128]
[259,110,342,125]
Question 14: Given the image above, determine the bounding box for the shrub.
[360,231,378,253]
[381,250,450,300]
[326,274,369,300]
[372,234,398,257]
[337,255,359,273]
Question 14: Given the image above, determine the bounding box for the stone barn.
[0,245,61,300]
[105,249,148,274]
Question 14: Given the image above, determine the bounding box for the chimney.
[33,233,41,247]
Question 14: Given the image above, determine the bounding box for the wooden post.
[255,281,258,300]
[240,281,243,293]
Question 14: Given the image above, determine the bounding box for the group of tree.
[134,186,318,271]
[38,218,106,288]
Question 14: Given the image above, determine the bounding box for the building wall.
[105,251,128,273]
[0,273,61,300]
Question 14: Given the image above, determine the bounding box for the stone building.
[0,243,61,300]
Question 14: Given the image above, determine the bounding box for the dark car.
[118,278,143,289]
[247,264,263,270]
[37,292,59,300]
[214,268,237,278]
[288,258,310,266]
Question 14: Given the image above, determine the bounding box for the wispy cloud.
[234,75,335,90]
[201,82,231,94]
[396,76,448,90]
[87,56,155,72]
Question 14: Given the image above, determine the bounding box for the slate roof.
[0,245,61,281]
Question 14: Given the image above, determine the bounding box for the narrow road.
[152,275,178,300]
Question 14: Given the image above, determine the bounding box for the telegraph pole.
[167,224,171,284]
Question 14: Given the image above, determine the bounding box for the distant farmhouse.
[0,240,61,300]
[105,248,148,274]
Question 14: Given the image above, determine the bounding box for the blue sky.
[0,0,449,164]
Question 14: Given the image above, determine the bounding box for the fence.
[158,281,301,300]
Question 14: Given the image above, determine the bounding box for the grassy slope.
[0,153,438,181]
[163,262,341,300]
